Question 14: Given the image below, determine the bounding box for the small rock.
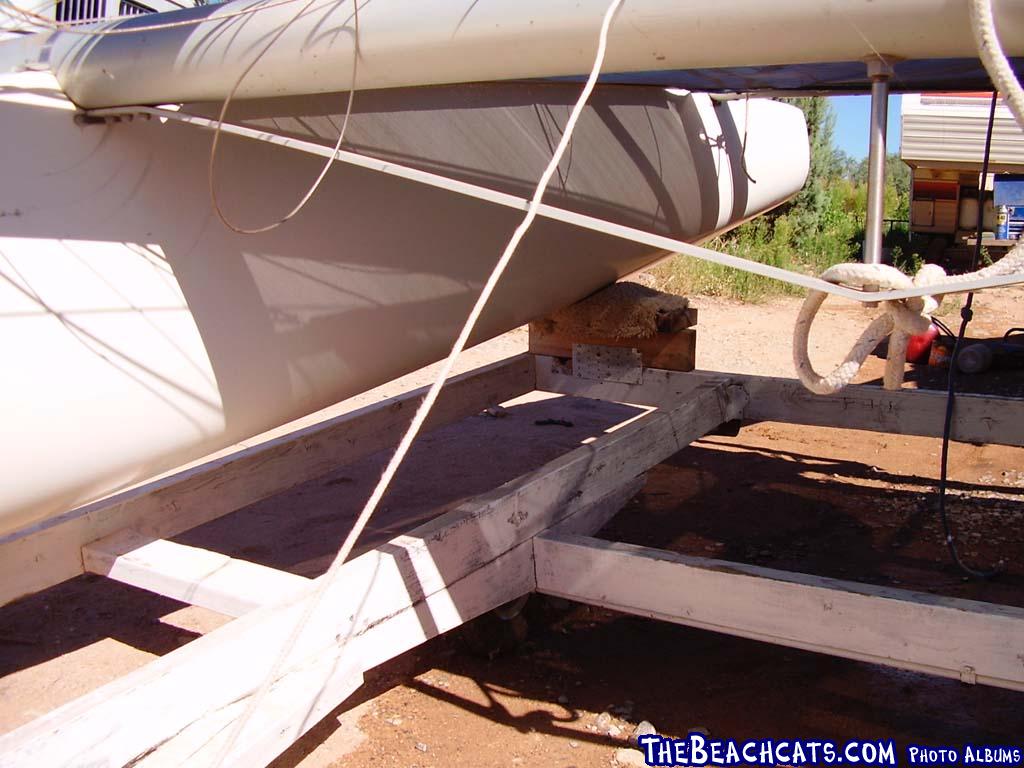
[385,717,403,727]
[608,725,622,738]
[613,747,648,766]
[630,721,657,746]
[596,711,613,729]
[557,694,570,705]
[688,726,710,737]
[415,742,429,753]
[569,740,580,748]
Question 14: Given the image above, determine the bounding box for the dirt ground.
[2,285,1023,766]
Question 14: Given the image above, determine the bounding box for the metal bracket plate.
[572,343,643,384]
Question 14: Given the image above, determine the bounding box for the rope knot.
[794,262,945,395]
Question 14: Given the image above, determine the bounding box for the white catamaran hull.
[0,71,808,534]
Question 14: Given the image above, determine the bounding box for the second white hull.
[0,73,808,533]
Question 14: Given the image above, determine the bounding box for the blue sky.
[829,94,902,160]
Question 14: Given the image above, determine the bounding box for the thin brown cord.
[206,0,360,234]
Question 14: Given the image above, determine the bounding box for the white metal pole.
[863,56,896,264]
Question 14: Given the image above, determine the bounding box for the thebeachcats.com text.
[635,733,1022,767]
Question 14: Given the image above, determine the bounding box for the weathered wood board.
[0,354,536,606]
[535,358,1024,447]
[536,533,1024,692]
[0,379,741,767]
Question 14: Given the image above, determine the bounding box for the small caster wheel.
[460,595,530,659]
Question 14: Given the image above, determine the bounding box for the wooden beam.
[0,520,535,767]
[81,477,643,620]
[0,380,739,767]
[535,353,707,405]
[536,533,1024,692]
[535,357,1024,447]
[546,475,645,537]
[529,325,697,372]
[0,353,536,606]
[83,530,310,617]
[738,374,1024,447]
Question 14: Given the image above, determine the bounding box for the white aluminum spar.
[1,0,1023,109]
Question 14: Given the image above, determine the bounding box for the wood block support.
[529,321,697,372]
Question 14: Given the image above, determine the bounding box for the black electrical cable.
[934,90,1003,579]
[930,316,955,338]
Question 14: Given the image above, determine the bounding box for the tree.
[779,97,844,244]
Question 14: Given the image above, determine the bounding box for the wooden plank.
[81,477,642,620]
[547,475,644,537]
[2,487,634,766]
[737,374,1024,447]
[0,523,535,767]
[0,353,536,606]
[535,533,1024,692]
[529,325,696,372]
[83,530,311,617]
[535,358,1024,447]
[0,379,741,767]
[535,353,707,406]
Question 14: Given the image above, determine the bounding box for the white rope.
[969,0,1024,128]
[211,0,623,761]
[794,0,1024,396]
[794,247,1024,394]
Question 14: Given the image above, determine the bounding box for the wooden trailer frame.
[1,349,1023,766]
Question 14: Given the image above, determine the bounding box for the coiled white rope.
[794,0,1024,395]
[793,252,1024,394]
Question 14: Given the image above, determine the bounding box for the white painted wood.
[548,475,645,537]
[535,358,1024,447]
[83,530,310,617]
[535,534,1024,692]
[738,374,1024,447]
[0,380,739,767]
[0,353,535,606]
[80,474,642,619]
[536,354,709,406]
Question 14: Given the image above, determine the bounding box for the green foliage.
[652,97,912,300]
